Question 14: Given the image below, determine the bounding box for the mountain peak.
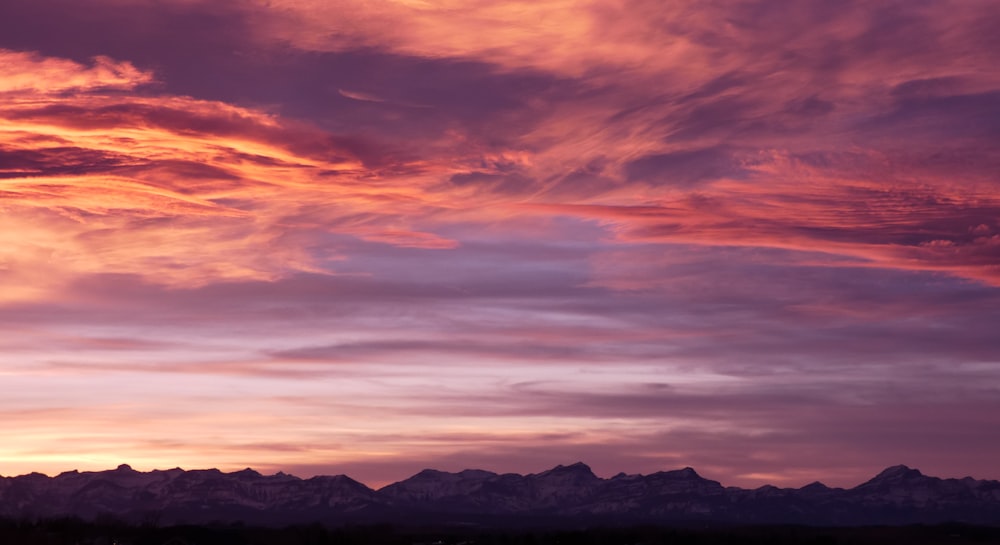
[856,465,929,488]
[458,468,497,478]
[658,466,703,480]
[532,462,600,484]
[413,468,446,478]
[543,462,597,477]
[873,464,924,480]
[115,464,135,472]
[800,481,830,491]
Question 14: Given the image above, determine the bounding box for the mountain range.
[1,463,998,527]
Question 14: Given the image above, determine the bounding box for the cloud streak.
[0,49,466,299]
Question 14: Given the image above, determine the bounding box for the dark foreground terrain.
[2,519,1000,545]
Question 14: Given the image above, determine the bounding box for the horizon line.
[2,461,989,491]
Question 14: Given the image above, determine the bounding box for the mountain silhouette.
[1,463,998,526]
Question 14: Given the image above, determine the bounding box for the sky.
[1,0,999,490]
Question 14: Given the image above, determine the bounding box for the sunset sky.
[1,0,999,489]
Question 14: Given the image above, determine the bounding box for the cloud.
[0,50,152,93]
[624,147,745,187]
[337,89,386,103]
[0,49,466,299]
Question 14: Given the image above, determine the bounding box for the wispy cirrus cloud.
[0,50,466,300]
[224,0,1000,286]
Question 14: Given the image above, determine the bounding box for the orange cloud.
[0,50,152,93]
[0,50,462,300]
[209,0,1000,289]
[526,149,1000,286]
[9,3,990,295]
